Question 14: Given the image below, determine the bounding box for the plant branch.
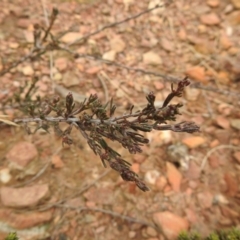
[67,1,172,47]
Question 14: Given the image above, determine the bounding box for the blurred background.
[0,0,240,239]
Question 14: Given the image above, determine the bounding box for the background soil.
[0,0,240,239]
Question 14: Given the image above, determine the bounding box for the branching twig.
[66,1,171,47]
[38,169,111,211]
[14,78,200,191]
[54,204,159,230]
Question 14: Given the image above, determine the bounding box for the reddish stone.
[161,37,174,52]
[197,191,213,209]
[210,139,220,148]
[133,154,146,163]
[153,81,164,90]
[0,209,52,229]
[1,184,49,208]
[51,155,65,168]
[220,205,239,219]
[61,32,82,43]
[224,173,238,197]
[166,162,182,192]
[200,13,221,25]
[208,154,220,168]
[185,66,206,83]
[185,161,201,180]
[16,18,30,28]
[215,116,230,129]
[83,187,114,205]
[207,0,220,7]
[6,142,38,168]
[85,66,102,75]
[219,34,233,50]
[153,211,189,239]
[178,29,187,40]
[155,176,167,191]
[55,57,68,71]
[131,163,140,174]
[213,130,231,144]
[226,11,240,25]
[182,136,206,148]
[233,152,240,164]
[185,208,198,224]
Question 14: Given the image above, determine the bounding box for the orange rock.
[220,205,239,219]
[164,184,172,193]
[208,154,219,168]
[143,51,162,65]
[210,139,220,148]
[17,18,31,28]
[1,184,49,208]
[51,155,65,168]
[218,71,230,84]
[110,36,126,53]
[6,141,38,168]
[0,209,52,229]
[9,42,19,49]
[55,57,68,72]
[131,163,140,174]
[224,173,238,197]
[178,29,187,40]
[200,13,221,25]
[207,0,220,7]
[166,162,182,192]
[86,66,102,75]
[22,65,34,76]
[230,0,240,8]
[233,151,240,164]
[76,63,84,72]
[220,34,233,50]
[185,161,201,180]
[185,66,207,83]
[156,176,167,191]
[161,37,174,52]
[226,11,240,25]
[61,32,82,43]
[146,226,158,237]
[185,208,198,224]
[133,154,146,163]
[153,81,164,90]
[182,136,206,148]
[153,211,189,239]
[102,50,116,61]
[215,115,230,129]
[197,191,213,209]
[228,47,239,55]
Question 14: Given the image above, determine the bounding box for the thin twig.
[67,2,170,47]
[202,90,213,117]
[37,169,111,211]
[12,147,62,188]
[99,71,141,110]
[201,145,240,171]
[54,204,159,230]
[41,0,55,93]
[61,48,240,97]
[97,73,109,103]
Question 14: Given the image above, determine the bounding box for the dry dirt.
[0,0,240,239]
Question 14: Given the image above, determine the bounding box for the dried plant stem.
[54,204,159,230]
[67,1,171,47]
[38,169,111,211]
[201,145,240,171]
